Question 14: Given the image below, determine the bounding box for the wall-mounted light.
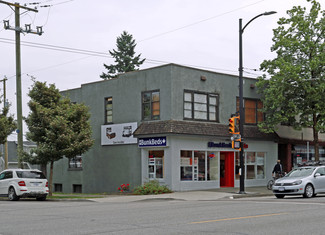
[200,76,207,81]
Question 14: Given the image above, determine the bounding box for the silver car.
[272,166,325,198]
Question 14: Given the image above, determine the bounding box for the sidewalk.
[88,186,274,203]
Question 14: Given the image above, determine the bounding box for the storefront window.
[207,152,218,180]
[195,151,205,181]
[246,152,255,179]
[181,150,219,181]
[256,152,265,179]
[292,145,325,167]
[148,150,164,179]
[246,152,265,179]
[235,152,265,180]
[181,151,193,181]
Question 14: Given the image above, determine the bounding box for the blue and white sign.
[138,137,167,147]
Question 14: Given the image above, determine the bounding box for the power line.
[0,38,240,75]
[0,0,270,79]
[138,0,268,43]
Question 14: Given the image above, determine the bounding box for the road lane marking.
[190,212,288,224]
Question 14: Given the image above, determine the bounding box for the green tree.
[100,31,146,80]
[256,0,325,161]
[24,81,94,195]
[0,103,16,145]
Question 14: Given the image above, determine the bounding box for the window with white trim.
[184,90,219,121]
[180,150,218,181]
[105,97,113,124]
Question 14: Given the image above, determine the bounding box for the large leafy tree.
[100,31,145,80]
[0,102,16,145]
[24,81,94,195]
[256,0,325,160]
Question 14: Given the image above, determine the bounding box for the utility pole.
[1,1,43,168]
[0,77,8,169]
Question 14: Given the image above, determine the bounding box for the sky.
[0,0,321,140]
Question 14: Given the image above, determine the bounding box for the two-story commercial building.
[53,64,279,193]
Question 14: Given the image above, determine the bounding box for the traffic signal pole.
[238,18,245,194]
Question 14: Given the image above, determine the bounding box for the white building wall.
[140,135,278,192]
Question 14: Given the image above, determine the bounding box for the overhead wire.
[138,0,268,43]
[0,38,240,75]
[0,0,269,78]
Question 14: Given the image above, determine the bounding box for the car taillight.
[18,181,26,186]
[46,182,48,187]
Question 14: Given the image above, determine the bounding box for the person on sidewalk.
[272,160,283,179]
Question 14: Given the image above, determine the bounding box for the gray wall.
[53,64,264,193]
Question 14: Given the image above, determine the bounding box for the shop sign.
[208,142,232,148]
[207,142,249,148]
[101,122,137,145]
[138,137,167,147]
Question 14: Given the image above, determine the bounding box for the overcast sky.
[0,0,319,140]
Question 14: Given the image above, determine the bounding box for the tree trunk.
[313,114,319,161]
[41,163,47,176]
[49,161,54,196]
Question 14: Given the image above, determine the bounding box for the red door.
[220,152,234,187]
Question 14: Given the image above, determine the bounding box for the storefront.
[138,135,277,191]
[292,145,325,166]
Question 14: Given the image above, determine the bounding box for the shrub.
[133,180,172,195]
[118,184,130,193]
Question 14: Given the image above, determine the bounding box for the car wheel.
[275,194,285,199]
[8,187,20,201]
[36,196,47,201]
[303,184,314,198]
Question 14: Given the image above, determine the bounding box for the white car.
[0,169,49,201]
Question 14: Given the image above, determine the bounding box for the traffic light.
[229,117,235,134]
[229,115,240,134]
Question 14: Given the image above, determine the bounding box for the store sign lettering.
[138,137,166,147]
[207,142,232,148]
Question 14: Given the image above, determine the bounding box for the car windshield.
[16,171,46,179]
[286,167,315,177]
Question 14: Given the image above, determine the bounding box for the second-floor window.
[236,98,264,124]
[142,90,160,120]
[105,97,113,124]
[184,90,219,121]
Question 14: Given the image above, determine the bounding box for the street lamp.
[238,11,276,194]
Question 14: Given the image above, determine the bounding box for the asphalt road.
[1,195,325,234]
